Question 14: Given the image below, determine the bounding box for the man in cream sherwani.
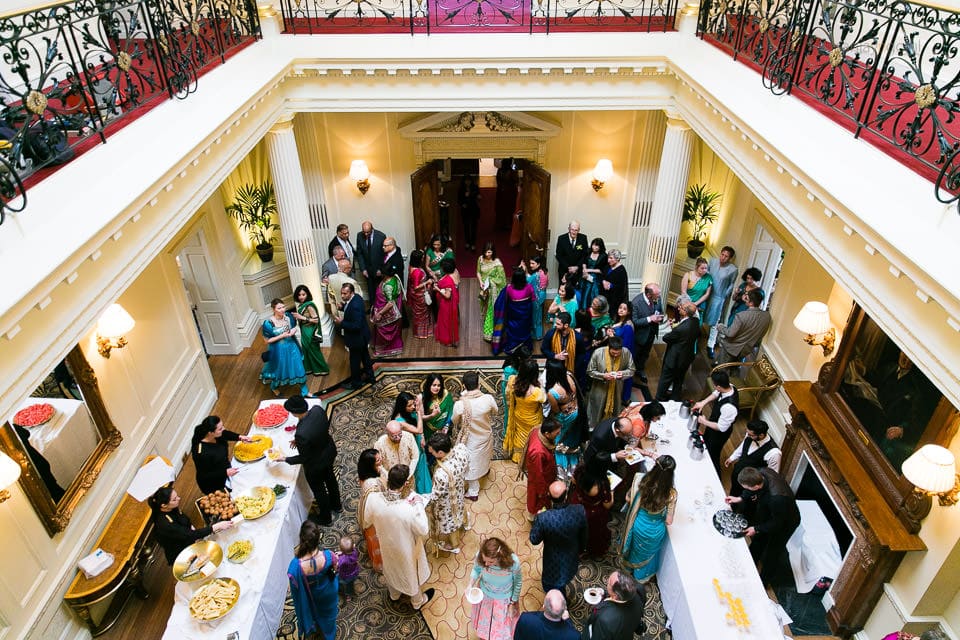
[375,420,419,495]
[451,370,498,499]
[362,464,435,609]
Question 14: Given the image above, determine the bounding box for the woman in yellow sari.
[503,359,547,464]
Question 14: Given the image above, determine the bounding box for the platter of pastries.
[234,486,276,520]
[197,490,239,524]
[188,577,240,621]
[234,435,273,463]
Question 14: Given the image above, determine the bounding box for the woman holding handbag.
[292,284,329,377]
[371,262,404,357]
[288,520,339,639]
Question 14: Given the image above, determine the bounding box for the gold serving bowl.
[172,540,223,582]
[234,486,276,520]
[188,577,241,621]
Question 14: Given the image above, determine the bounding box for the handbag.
[311,326,323,345]
[423,287,432,306]
[372,301,401,327]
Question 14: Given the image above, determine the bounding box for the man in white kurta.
[362,464,435,608]
[374,420,419,493]
[426,432,470,552]
[451,371,498,498]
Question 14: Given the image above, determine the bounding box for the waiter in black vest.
[691,370,739,472]
[724,419,780,497]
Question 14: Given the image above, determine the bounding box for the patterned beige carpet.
[276,360,671,640]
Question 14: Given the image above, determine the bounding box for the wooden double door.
[410,159,550,259]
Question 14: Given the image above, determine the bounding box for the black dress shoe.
[343,382,361,390]
[417,588,436,609]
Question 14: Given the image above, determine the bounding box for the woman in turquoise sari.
[372,266,404,357]
[260,298,309,397]
[680,257,713,313]
[288,521,338,640]
[524,255,549,340]
[579,237,607,311]
[622,454,677,582]
[544,360,581,470]
[392,391,432,494]
[292,285,329,377]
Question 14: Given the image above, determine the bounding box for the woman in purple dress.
[491,268,534,355]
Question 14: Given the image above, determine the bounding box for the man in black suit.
[554,221,589,286]
[334,282,374,389]
[381,236,404,281]
[655,301,700,401]
[582,415,633,474]
[327,223,355,263]
[630,282,667,384]
[355,220,387,296]
[581,571,646,640]
[280,395,341,525]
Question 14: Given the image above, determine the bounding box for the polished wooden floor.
[99,278,756,640]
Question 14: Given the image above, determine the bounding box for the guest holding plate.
[470,537,522,640]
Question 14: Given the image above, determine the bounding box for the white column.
[265,114,333,346]
[625,111,666,280]
[642,112,695,299]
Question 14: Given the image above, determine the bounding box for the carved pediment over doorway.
[398,111,561,164]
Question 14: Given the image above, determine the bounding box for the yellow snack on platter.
[234,486,276,519]
[188,578,240,621]
[234,435,273,462]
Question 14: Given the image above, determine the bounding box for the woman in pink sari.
[371,262,404,357]
[407,250,434,339]
[434,258,461,347]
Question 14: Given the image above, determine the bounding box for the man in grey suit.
[630,282,667,384]
[355,220,387,297]
[655,302,701,401]
[321,245,346,282]
[717,289,771,364]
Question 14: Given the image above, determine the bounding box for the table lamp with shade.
[793,301,836,356]
[901,444,960,507]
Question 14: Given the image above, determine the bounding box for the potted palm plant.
[226,182,280,263]
[682,183,721,259]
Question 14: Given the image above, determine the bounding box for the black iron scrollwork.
[0,0,261,225]
[700,0,960,212]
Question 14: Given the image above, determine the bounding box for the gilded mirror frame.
[813,303,959,532]
[0,345,122,536]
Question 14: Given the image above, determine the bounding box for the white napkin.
[127,457,175,501]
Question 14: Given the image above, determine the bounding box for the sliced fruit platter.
[253,404,289,429]
[234,435,273,463]
[13,403,55,428]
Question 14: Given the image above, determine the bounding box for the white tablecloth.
[786,500,843,593]
[648,402,787,640]
[161,399,317,640]
[11,397,99,488]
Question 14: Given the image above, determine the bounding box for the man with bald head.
[381,236,404,283]
[356,220,386,296]
[327,258,360,324]
[530,480,587,598]
[374,420,419,495]
[321,245,346,282]
[514,589,579,640]
[581,571,646,640]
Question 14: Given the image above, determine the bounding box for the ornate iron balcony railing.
[279,0,677,35]
[0,0,261,224]
[698,0,960,212]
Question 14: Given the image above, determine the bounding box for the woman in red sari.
[434,258,461,347]
[407,250,434,339]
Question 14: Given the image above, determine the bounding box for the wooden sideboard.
[63,460,159,636]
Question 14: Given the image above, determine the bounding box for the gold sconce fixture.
[0,452,21,503]
[591,159,613,192]
[96,303,135,358]
[792,301,836,356]
[902,444,960,507]
[349,160,370,195]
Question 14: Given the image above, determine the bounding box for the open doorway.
[746,223,785,311]
[410,158,550,278]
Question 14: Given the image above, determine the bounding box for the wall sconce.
[902,444,960,507]
[792,301,836,356]
[96,303,135,358]
[0,451,21,503]
[349,160,370,195]
[591,159,613,192]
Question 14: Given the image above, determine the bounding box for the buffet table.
[647,402,788,640]
[10,397,99,487]
[161,399,317,640]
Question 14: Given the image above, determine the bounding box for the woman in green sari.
[292,285,329,376]
[477,242,507,341]
[426,234,455,281]
[420,373,454,443]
